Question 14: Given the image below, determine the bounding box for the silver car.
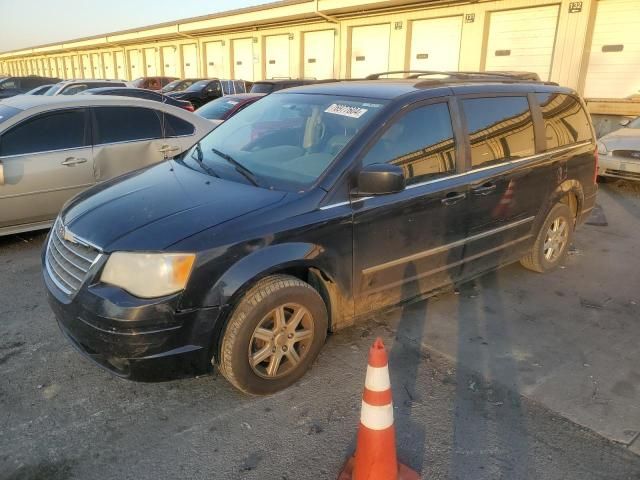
[597,117,640,182]
[0,95,215,236]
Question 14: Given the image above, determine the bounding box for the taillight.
[593,146,599,184]
[184,104,195,112]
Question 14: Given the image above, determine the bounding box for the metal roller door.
[205,41,225,78]
[182,44,199,78]
[144,47,158,76]
[584,0,640,98]
[114,51,126,79]
[91,53,103,78]
[350,24,390,79]
[102,52,115,79]
[409,16,462,71]
[233,38,255,81]
[265,34,290,79]
[162,46,178,77]
[128,50,142,79]
[303,30,335,80]
[484,5,560,81]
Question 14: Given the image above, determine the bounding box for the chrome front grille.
[46,220,101,295]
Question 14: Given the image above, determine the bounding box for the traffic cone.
[338,338,419,480]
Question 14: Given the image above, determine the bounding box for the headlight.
[101,252,195,298]
[597,141,608,155]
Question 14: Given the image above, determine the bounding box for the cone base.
[337,455,420,480]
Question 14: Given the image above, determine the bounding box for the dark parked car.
[249,79,335,94]
[161,78,206,94]
[44,72,597,395]
[81,87,195,111]
[131,76,178,91]
[166,79,249,108]
[0,76,61,99]
[195,93,265,121]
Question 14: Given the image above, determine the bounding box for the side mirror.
[356,163,405,196]
[619,118,631,127]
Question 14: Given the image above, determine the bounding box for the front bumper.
[598,155,640,182]
[44,262,223,381]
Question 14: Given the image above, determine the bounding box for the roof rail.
[365,70,543,82]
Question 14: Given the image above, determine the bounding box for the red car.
[195,93,265,121]
[130,76,178,91]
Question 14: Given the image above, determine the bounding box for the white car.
[0,95,215,236]
[43,79,127,96]
[597,117,640,182]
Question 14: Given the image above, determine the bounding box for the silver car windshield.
[185,93,388,191]
[0,105,21,125]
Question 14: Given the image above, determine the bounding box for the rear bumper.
[598,155,640,182]
[44,267,223,381]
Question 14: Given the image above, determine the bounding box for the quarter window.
[362,102,456,185]
[536,93,592,150]
[94,107,162,144]
[462,96,535,169]
[164,114,195,137]
[0,109,87,156]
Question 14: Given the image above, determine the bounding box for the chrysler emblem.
[58,222,75,243]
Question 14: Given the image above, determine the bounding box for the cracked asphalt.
[1,181,640,479]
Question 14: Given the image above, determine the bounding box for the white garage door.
[182,44,199,78]
[162,46,178,77]
[265,34,290,79]
[80,54,92,79]
[233,38,255,81]
[114,51,126,79]
[91,53,103,78]
[485,5,559,81]
[409,16,462,72]
[584,0,640,98]
[303,30,335,80]
[128,50,142,79]
[144,48,158,76]
[205,41,225,78]
[72,56,81,79]
[350,24,390,79]
[102,52,115,79]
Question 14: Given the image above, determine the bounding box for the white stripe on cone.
[360,401,394,430]
[364,365,391,392]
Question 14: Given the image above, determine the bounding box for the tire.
[218,274,328,395]
[520,203,574,273]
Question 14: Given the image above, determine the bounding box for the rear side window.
[362,102,456,185]
[94,107,162,144]
[462,96,535,169]
[164,114,195,137]
[536,93,593,150]
[0,109,87,156]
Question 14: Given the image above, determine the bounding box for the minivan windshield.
[182,93,388,191]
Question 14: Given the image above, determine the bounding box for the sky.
[0,0,274,53]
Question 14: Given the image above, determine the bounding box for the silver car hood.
[600,128,640,151]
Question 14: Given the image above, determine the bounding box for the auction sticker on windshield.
[325,103,368,118]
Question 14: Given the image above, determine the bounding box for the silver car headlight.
[101,252,196,298]
[597,141,608,155]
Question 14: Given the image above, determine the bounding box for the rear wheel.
[218,274,328,395]
[520,203,573,273]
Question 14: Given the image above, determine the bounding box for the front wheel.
[520,203,574,273]
[218,275,328,395]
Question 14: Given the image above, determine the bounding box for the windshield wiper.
[191,143,220,178]
[210,147,259,186]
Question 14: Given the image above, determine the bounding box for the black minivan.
[43,72,598,395]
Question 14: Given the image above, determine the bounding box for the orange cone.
[338,338,419,480]
[492,179,516,219]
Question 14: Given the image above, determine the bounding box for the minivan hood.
[62,160,286,251]
[600,128,640,151]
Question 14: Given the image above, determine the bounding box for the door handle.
[61,157,87,166]
[158,145,181,153]
[441,191,466,206]
[472,182,497,196]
